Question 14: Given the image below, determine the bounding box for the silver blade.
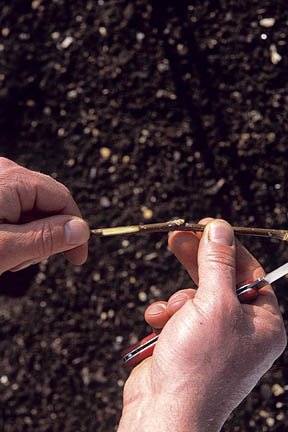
[264,262,288,285]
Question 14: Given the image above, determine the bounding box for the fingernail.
[169,292,189,305]
[147,303,167,316]
[170,232,196,247]
[65,219,90,245]
[208,220,234,246]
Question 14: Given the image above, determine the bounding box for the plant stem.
[91,219,288,241]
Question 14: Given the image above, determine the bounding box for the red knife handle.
[236,280,259,303]
[121,332,159,369]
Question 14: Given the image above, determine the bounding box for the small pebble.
[150,285,161,296]
[139,291,147,302]
[65,158,75,167]
[139,136,147,144]
[259,18,275,28]
[2,28,10,37]
[141,206,153,219]
[272,383,284,396]
[99,27,107,36]
[144,252,158,261]
[31,0,41,9]
[92,128,100,137]
[157,62,169,72]
[67,89,78,99]
[51,32,60,40]
[0,376,8,385]
[122,155,130,163]
[100,197,111,208]
[58,128,65,136]
[270,44,282,65]
[107,309,115,318]
[141,129,150,137]
[266,417,275,427]
[90,166,97,179]
[259,410,269,418]
[276,412,284,420]
[36,272,46,283]
[136,32,145,42]
[173,151,181,161]
[26,99,36,107]
[81,367,90,385]
[100,147,111,159]
[61,36,74,49]
[92,272,101,282]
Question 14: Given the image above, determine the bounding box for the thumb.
[0,216,90,274]
[196,219,236,305]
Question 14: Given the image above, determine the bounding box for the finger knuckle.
[206,249,235,270]
[0,157,16,169]
[38,173,72,205]
[42,173,71,193]
[34,222,54,258]
[0,157,8,167]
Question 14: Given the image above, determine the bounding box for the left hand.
[0,157,90,274]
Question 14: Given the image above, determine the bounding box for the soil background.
[1,0,288,431]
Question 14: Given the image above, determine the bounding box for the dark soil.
[0,1,288,430]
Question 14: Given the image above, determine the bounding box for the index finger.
[0,165,82,222]
[27,171,83,218]
[31,172,89,264]
[34,173,89,264]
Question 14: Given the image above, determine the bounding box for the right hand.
[119,219,287,432]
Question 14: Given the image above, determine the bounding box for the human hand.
[0,157,90,274]
[118,218,287,432]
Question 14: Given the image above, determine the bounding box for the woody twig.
[91,219,288,241]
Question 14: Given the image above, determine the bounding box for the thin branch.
[91,219,288,241]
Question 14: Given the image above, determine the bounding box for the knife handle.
[235,280,259,303]
[121,332,160,369]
